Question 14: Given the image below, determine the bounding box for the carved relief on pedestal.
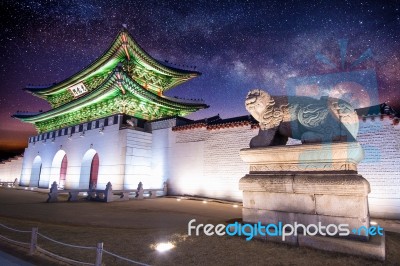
[250,163,358,172]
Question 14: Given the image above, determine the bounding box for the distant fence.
[0,178,18,188]
[0,222,150,266]
[46,181,167,203]
[0,179,167,204]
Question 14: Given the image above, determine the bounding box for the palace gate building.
[13,28,208,191]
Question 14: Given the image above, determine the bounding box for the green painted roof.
[15,29,207,132]
[14,68,208,132]
[25,29,201,104]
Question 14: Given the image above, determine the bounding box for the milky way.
[1,0,399,154]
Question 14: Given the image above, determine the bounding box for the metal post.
[30,227,38,255]
[95,242,103,266]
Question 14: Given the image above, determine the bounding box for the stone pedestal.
[239,142,385,260]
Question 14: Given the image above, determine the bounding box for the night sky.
[1,0,399,156]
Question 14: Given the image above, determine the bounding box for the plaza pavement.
[0,188,399,265]
[0,250,34,266]
[0,188,241,229]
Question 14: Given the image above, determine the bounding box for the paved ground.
[0,188,399,266]
[0,250,34,266]
[0,188,241,229]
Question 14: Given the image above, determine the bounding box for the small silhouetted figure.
[135,182,143,199]
[89,182,97,190]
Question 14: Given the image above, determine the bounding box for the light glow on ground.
[155,242,174,252]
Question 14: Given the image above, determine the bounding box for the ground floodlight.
[155,242,174,252]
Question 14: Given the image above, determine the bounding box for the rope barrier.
[103,249,150,266]
[0,234,30,246]
[37,246,95,266]
[37,233,96,250]
[0,223,31,233]
[0,222,149,266]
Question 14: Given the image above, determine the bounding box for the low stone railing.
[0,178,19,188]
[46,181,167,203]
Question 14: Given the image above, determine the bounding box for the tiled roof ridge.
[172,108,400,132]
[172,115,259,131]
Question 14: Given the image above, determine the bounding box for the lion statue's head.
[245,89,275,127]
[245,89,283,130]
[245,89,272,120]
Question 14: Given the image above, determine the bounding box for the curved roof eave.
[24,29,201,96]
[14,70,208,123]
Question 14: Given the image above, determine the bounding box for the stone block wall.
[357,116,400,219]
[168,125,258,201]
[168,115,400,218]
[1,113,398,218]
[0,156,23,182]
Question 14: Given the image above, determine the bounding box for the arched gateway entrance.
[80,149,99,189]
[90,154,99,189]
[30,155,42,187]
[50,150,68,189]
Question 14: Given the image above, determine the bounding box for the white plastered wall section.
[150,119,177,190]
[19,116,127,189]
[123,128,153,189]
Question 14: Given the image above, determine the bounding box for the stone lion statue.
[245,89,359,148]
